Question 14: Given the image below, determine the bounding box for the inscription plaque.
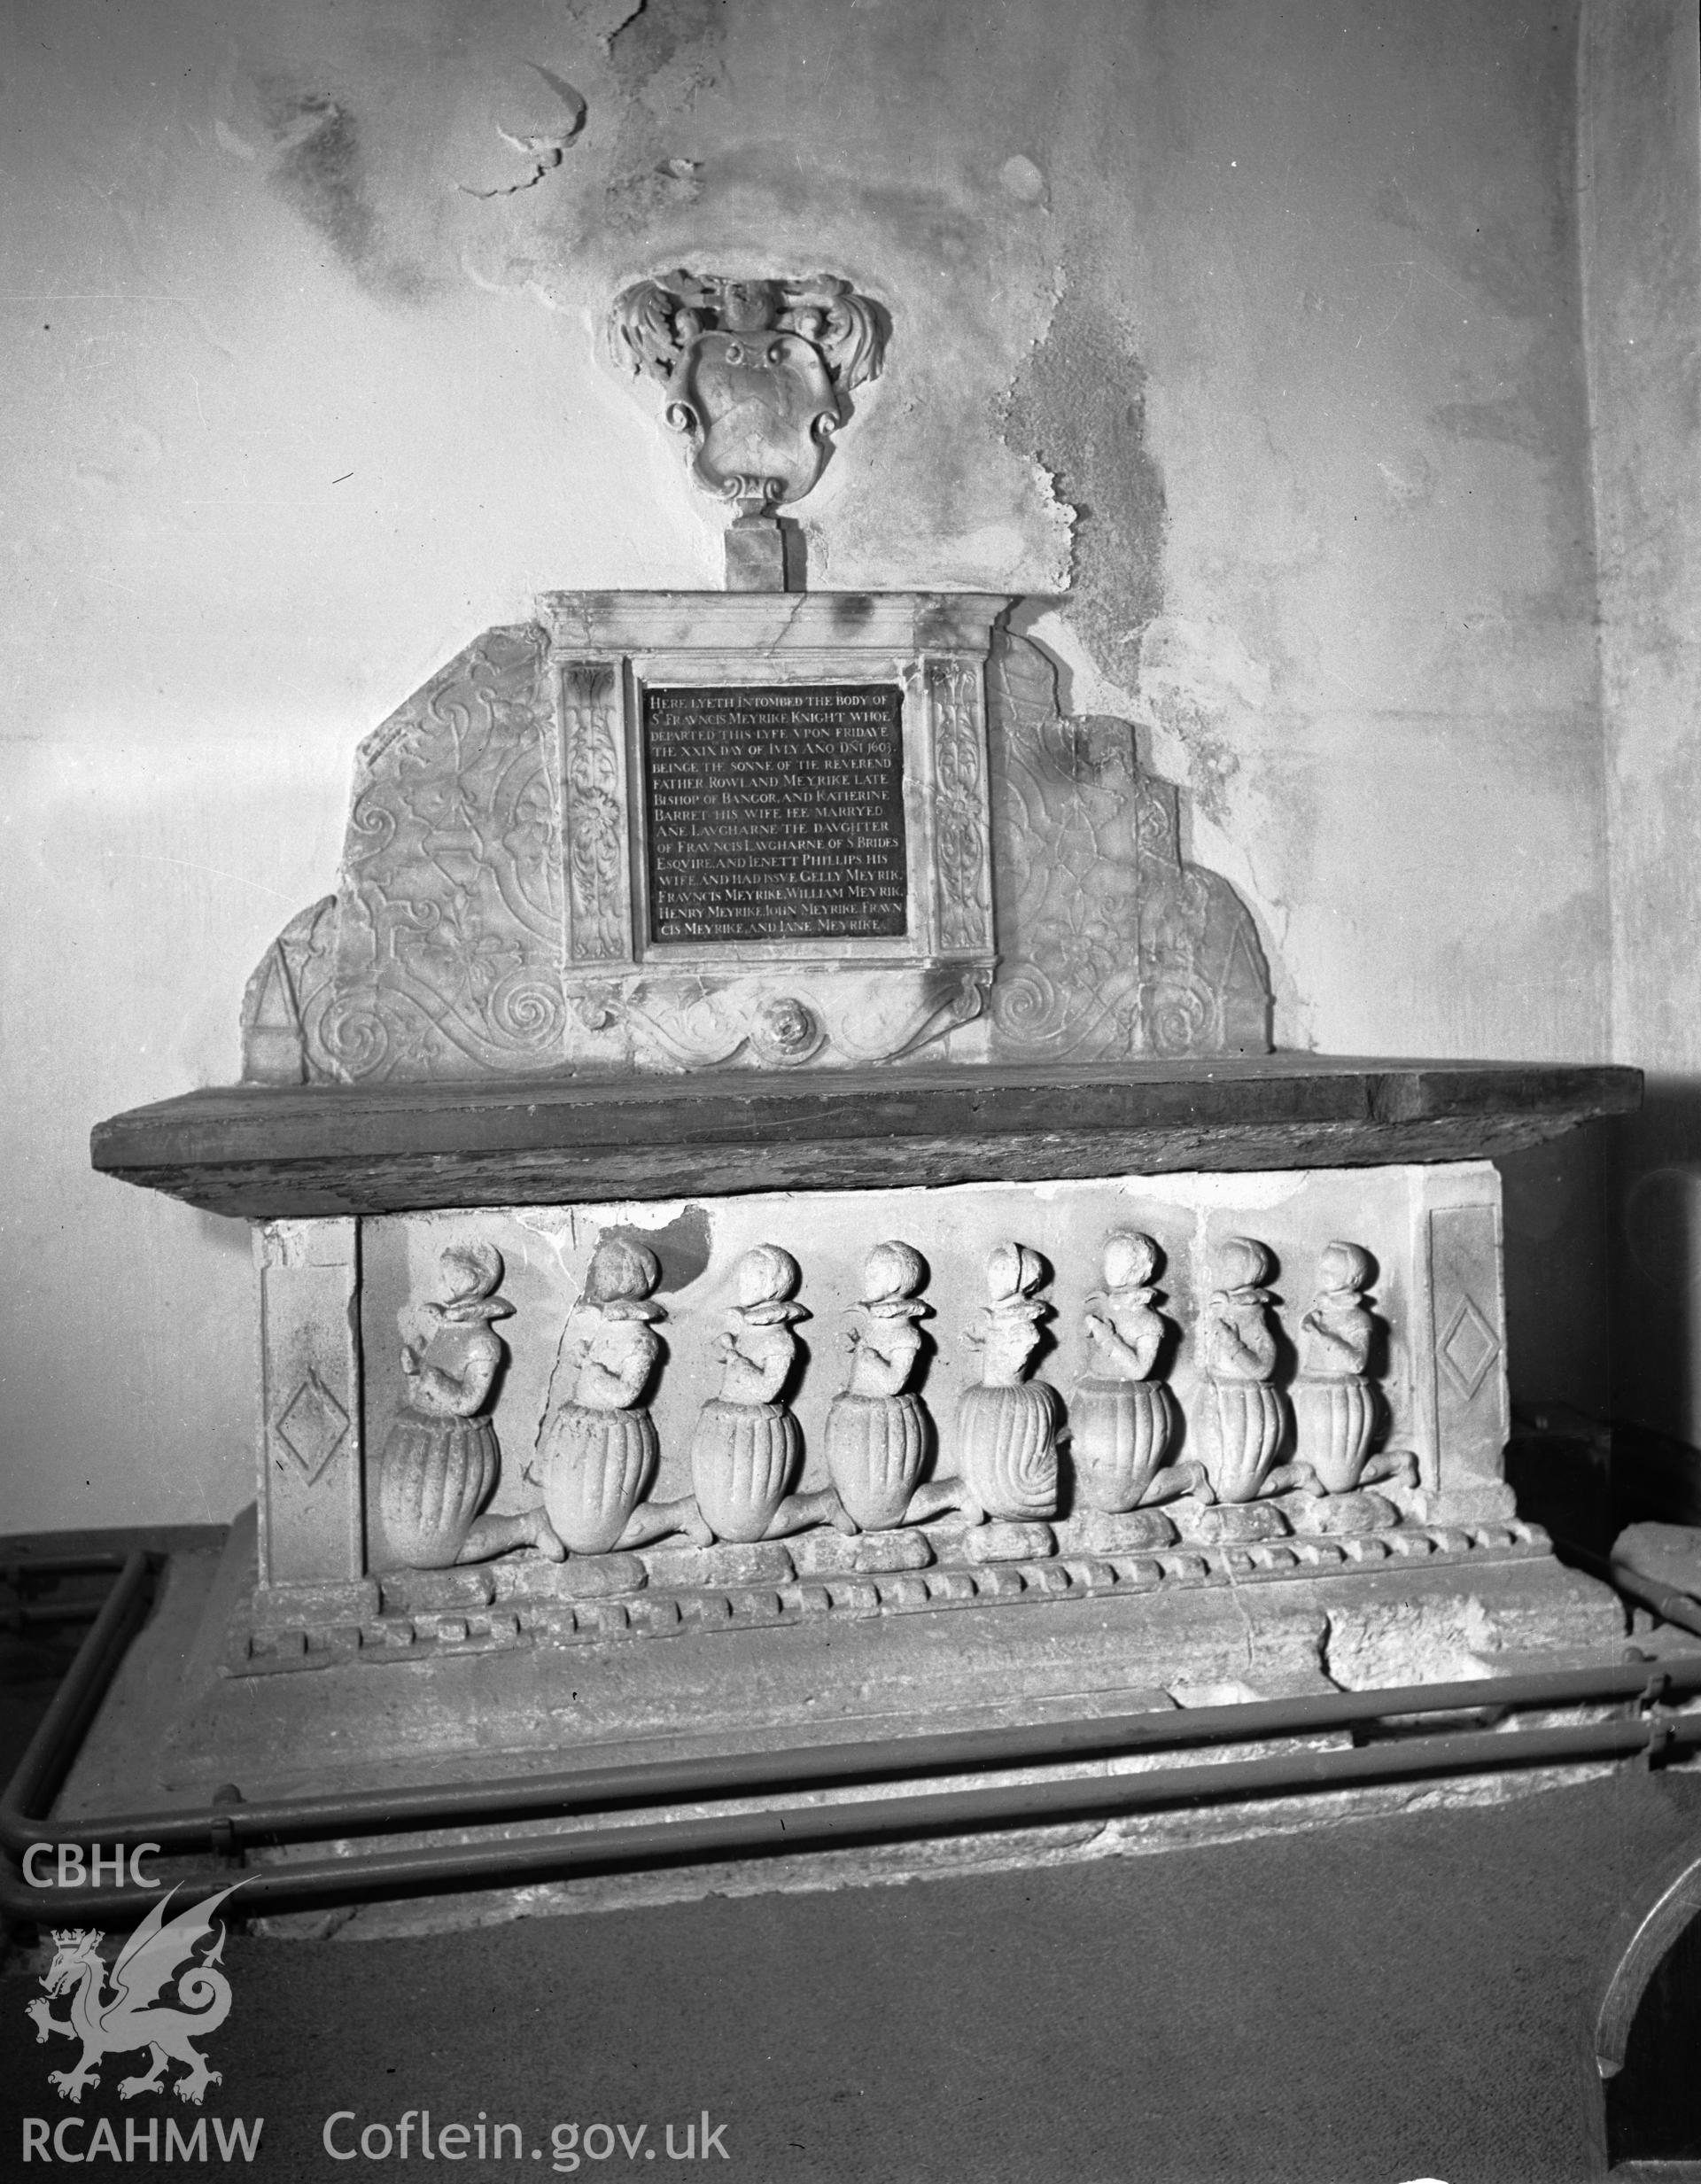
[643,683,909,944]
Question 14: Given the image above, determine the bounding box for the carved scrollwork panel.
[240,894,338,1084]
[985,632,1272,1062]
[927,659,995,955]
[301,628,568,1083]
[557,659,633,964]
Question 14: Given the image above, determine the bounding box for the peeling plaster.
[598,155,703,225]
[1004,285,1167,682]
[457,66,587,198]
[1132,614,1272,831]
[998,154,1046,205]
[598,1207,712,1293]
[1375,449,1440,515]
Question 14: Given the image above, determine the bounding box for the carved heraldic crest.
[612,272,888,511]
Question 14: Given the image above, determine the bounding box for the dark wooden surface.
[89,1055,1642,1219]
[1589,1839,1701,2173]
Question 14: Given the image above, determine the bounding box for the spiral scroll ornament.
[487,968,566,1052]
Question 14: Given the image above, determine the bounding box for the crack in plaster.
[602,0,651,52]
[604,0,722,97]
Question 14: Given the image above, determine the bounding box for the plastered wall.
[1,0,1613,1531]
[1580,4,1701,1453]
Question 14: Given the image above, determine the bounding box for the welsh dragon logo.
[26,1885,240,2106]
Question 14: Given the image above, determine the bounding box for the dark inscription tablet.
[644,683,909,943]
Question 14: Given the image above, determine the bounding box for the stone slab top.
[89,1055,1642,1221]
[536,588,1014,655]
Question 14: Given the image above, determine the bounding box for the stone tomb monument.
[86,271,1639,1894]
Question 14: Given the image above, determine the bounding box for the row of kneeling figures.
[377,1232,1418,1572]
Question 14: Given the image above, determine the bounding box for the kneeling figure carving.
[824,1240,936,1529]
[541,1238,710,1552]
[690,1245,854,1543]
[378,1243,563,1569]
[1072,1230,1210,1512]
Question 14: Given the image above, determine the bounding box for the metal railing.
[4,1549,1699,1928]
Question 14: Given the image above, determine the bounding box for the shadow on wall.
[1500,1121,1611,1421]
[1611,1080,1701,1519]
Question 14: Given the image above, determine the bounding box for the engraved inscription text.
[643,684,908,944]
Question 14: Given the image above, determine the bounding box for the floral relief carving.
[559,966,985,1074]
[282,628,568,1084]
[928,660,994,954]
[558,660,631,963]
[240,895,338,1084]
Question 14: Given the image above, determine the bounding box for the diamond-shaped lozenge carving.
[275,1371,351,1486]
[1438,1296,1500,1402]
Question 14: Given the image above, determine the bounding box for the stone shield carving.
[612,273,888,510]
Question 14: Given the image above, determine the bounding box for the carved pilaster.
[556,658,634,965]
[254,1217,376,1622]
[926,657,995,956]
[1415,1165,1517,1522]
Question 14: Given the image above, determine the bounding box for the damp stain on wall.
[262,86,436,303]
[1003,286,1168,687]
[604,0,724,94]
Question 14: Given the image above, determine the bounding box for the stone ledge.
[226,1516,1555,1678]
[91,1056,1640,1219]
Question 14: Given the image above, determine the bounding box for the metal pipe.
[1541,1532,1701,1639]
[6,1706,1697,1929]
[4,1547,1697,1929]
[1606,1562,1701,1641]
[0,1551,134,1628]
[2,1602,113,1631]
[1,1554,133,1581]
[3,1552,154,1850]
[6,1583,1699,1857]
